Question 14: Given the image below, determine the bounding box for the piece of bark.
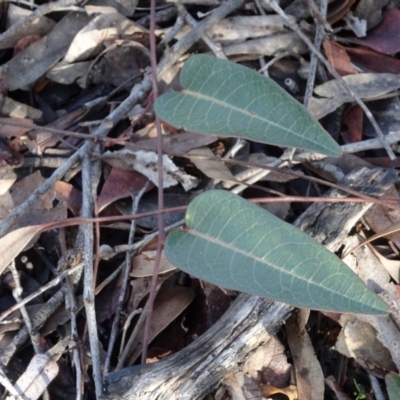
[102,166,396,399]
[294,167,397,251]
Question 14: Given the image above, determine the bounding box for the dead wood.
[102,166,396,400]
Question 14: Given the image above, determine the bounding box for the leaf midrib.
[186,227,360,305]
[183,89,302,137]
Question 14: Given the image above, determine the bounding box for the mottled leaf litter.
[0,1,399,399]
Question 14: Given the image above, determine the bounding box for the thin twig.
[369,374,385,400]
[89,142,103,301]
[104,182,149,376]
[117,282,163,368]
[119,309,143,356]
[293,131,400,162]
[177,4,227,59]
[0,287,67,366]
[168,0,223,4]
[159,15,185,46]
[0,118,105,141]
[137,5,177,27]
[0,264,83,323]
[157,0,243,75]
[0,366,25,399]
[141,0,165,365]
[340,132,400,153]
[305,0,332,31]
[68,283,82,400]
[0,149,82,237]
[303,0,328,109]
[81,152,102,397]
[266,0,396,160]
[230,157,286,195]
[57,228,82,400]
[8,260,44,356]
[183,154,399,207]
[106,219,185,259]
[63,272,82,400]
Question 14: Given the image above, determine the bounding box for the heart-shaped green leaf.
[155,55,342,157]
[165,190,388,314]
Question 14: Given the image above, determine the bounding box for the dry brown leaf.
[202,282,232,330]
[327,0,357,24]
[223,372,265,399]
[86,40,150,87]
[0,170,53,215]
[127,286,195,364]
[342,105,363,143]
[325,376,351,400]
[208,15,285,44]
[346,46,400,74]
[46,61,91,88]
[368,245,400,283]
[342,235,400,371]
[2,12,91,91]
[188,147,235,182]
[7,338,68,400]
[0,4,56,50]
[0,179,15,197]
[96,272,126,323]
[223,32,308,58]
[130,250,177,278]
[14,34,41,55]
[54,181,82,216]
[41,296,84,336]
[336,314,396,376]
[224,335,292,400]
[315,73,400,98]
[353,0,389,30]
[31,107,87,154]
[126,277,152,316]
[310,73,400,119]
[0,169,16,196]
[323,40,358,76]
[97,167,149,212]
[261,384,298,400]
[0,170,66,228]
[0,224,44,275]
[286,309,324,400]
[352,8,400,53]
[0,118,33,138]
[0,94,42,119]
[133,131,219,154]
[123,191,190,230]
[65,6,148,63]
[363,185,400,249]
[253,336,291,386]
[223,336,291,399]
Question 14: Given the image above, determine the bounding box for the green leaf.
[386,372,400,400]
[154,54,342,157]
[165,190,388,314]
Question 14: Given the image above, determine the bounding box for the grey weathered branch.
[103,295,292,399]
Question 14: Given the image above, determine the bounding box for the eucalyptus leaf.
[155,54,342,157]
[386,372,400,400]
[165,190,388,314]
